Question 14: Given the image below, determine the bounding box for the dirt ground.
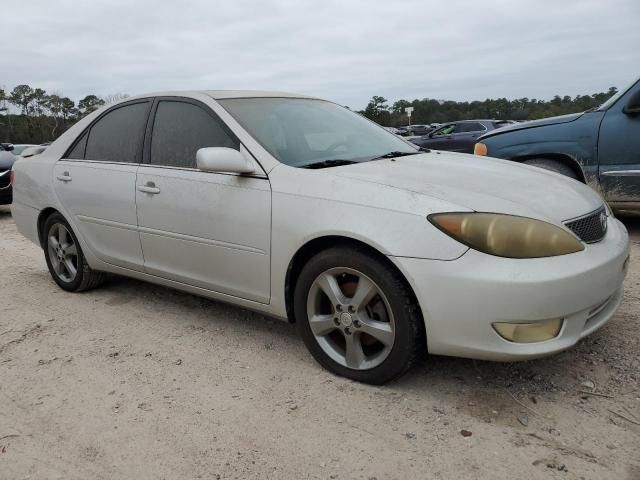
[0,205,638,480]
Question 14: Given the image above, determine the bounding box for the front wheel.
[43,213,106,292]
[294,247,424,384]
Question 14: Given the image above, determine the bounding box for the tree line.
[360,87,619,126]
[1,82,621,143]
[0,84,128,144]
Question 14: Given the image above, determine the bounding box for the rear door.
[53,100,151,270]
[598,80,640,206]
[135,98,271,303]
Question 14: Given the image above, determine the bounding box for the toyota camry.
[10,91,630,384]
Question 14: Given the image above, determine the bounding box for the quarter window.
[150,101,238,169]
[67,132,88,159]
[84,102,150,163]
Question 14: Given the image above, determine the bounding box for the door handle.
[56,171,72,182]
[137,181,160,194]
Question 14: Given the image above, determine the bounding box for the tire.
[43,213,106,292]
[523,158,579,180]
[294,246,424,384]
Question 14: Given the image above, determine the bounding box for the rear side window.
[84,102,150,163]
[458,122,486,133]
[150,101,238,169]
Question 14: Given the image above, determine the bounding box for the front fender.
[482,112,604,187]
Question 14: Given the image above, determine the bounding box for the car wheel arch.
[37,207,61,248]
[512,154,586,183]
[284,235,424,332]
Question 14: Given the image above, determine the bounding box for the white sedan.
[11,91,629,384]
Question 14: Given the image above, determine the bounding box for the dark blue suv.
[474,78,640,212]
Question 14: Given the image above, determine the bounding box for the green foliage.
[78,95,105,115]
[363,96,391,125]
[0,84,121,144]
[360,87,619,126]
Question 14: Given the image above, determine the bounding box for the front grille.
[564,206,607,243]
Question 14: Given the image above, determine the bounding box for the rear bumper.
[393,218,629,361]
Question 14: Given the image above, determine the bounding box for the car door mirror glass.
[623,90,640,115]
[196,147,256,174]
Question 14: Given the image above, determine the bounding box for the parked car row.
[409,119,514,153]
[10,90,629,384]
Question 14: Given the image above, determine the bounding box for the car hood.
[331,152,602,224]
[0,151,16,170]
[480,112,584,139]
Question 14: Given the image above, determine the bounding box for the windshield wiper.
[300,159,359,169]
[369,150,424,161]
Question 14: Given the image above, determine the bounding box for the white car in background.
[11,91,629,384]
[8,144,38,156]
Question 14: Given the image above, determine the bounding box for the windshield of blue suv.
[219,97,418,168]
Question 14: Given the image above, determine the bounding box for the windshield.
[219,98,417,167]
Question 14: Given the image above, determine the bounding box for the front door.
[598,79,640,207]
[423,123,457,151]
[135,98,271,303]
[53,100,151,270]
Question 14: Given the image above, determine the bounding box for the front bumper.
[0,172,11,205]
[393,218,629,361]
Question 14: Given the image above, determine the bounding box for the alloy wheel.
[47,223,78,283]
[306,267,395,370]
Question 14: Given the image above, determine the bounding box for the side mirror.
[623,90,640,115]
[196,147,256,174]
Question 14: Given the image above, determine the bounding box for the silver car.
[11,91,629,384]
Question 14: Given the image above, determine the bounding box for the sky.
[3,0,639,110]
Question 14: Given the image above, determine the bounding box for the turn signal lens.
[10,170,15,186]
[429,213,584,258]
[493,319,563,343]
[473,143,487,156]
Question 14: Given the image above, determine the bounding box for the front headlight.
[428,213,584,258]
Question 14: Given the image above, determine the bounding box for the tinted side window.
[458,122,486,133]
[67,132,88,159]
[85,102,150,163]
[150,101,238,168]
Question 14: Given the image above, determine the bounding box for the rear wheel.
[294,246,424,384]
[523,158,579,180]
[43,213,105,292]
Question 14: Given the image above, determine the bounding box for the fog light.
[492,319,563,343]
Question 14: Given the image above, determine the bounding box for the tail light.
[10,170,15,186]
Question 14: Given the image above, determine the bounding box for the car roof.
[125,90,320,101]
[450,119,495,123]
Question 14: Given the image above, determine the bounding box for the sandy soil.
[1,205,638,480]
